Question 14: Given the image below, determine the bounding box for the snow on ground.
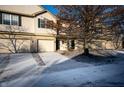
[0,51,124,87]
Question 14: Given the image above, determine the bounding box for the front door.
[30,39,38,53]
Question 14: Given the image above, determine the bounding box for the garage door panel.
[38,40,55,52]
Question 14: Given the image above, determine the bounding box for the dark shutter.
[122,41,124,48]
[71,40,75,49]
[38,18,40,28]
[19,16,21,26]
[0,12,2,24]
[56,39,60,50]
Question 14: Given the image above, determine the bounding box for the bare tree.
[110,7,124,49]
[55,5,124,55]
[0,25,27,53]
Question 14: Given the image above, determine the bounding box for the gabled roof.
[0,5,58,19]
[0,5,47,17]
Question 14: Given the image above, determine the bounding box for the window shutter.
[71,40,75,49]
[0,12,2,24]
[38,18,40,28]
[19,16,21,26]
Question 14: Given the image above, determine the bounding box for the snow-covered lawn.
[0,50,124,87]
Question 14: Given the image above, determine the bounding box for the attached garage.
[17,40,31,52]
[0,39,30,53]
[38,39,56,52]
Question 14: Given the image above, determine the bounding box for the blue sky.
[42,5,59,15]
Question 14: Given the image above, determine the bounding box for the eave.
[0,9,47,18]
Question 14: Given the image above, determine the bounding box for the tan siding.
[34,12,57,35]
[22,16,35,33]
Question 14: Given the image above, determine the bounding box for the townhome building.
[0,5,123,53]
[0,5,59,53]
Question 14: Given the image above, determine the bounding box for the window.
[1,13,20,26]
[38,18,45,28]
[68,40,75,49]
[2,13,10,25]
[11,15,19,25]
[38,18,54,29]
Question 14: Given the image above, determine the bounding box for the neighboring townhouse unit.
[0,5,58,53]
[0,5,122,53]
[56,20,124,51]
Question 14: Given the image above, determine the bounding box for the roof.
[0,5,58,19]
[0,5,47,17]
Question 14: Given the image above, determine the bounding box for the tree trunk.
[14,39,17,53]
[83,38,89,55]
[83,48,89,55]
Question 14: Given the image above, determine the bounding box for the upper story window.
[38,18,45,28]
[38,18,54,29]
[2,13,11,25]
[0,13,21,26]
[11,15,19,25]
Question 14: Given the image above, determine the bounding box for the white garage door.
[38,40,55,52]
